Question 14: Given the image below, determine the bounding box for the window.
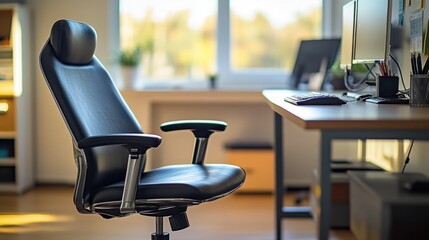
[230,0,322,70]
[120,0,324,88]
[120,0,217,82]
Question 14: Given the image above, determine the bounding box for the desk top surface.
[262,90,429,130]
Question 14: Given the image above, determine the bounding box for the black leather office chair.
[39,19,246,240]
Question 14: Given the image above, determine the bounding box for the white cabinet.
[0,4,33,193]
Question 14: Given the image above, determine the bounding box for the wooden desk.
[262,90,429,240]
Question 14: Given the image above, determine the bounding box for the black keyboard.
[284,92,347,106]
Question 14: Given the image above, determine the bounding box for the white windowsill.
[119,78,289,92]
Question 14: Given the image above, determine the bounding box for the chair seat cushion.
[92,164,245,205]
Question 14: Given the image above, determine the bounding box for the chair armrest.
[160,120,227,138]
[77,133,161,215]
[77,133,161,152]
[160,120,227,164]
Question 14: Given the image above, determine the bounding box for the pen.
[423,58,429,74]
[385,62,391,76]
[379,62,387,76]
[411,53,418,74]
[379,63,384,76]
[417,53,423,74]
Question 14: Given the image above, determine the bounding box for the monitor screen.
[353,0,392,64]
[340,1,356,69]
[290,39,341,89]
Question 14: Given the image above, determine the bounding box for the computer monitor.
[340,0,356,70]
[290,39,341,89]
[353,0,392,64]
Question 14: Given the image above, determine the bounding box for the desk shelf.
[0,183,17,192]
[0,158,15,166]
[0,4,33,194]
[0,131,16,138]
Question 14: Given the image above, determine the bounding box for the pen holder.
[376,75,399,97]
[410,74,429,107]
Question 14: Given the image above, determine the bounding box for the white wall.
[30,0,118,183]
[329,0,351,37]
[362,1,429,176]
[392,0,429,175]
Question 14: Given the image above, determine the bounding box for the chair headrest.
[49,19,96,65]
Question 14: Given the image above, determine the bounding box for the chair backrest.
[39,19,142,205]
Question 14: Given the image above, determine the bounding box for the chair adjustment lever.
[169,213,190,231]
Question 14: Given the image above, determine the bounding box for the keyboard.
[284,92,347,106]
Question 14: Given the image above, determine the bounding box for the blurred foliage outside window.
[231,0,322,70]
[120,0,322,82]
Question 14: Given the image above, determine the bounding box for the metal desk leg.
[318,131,332,240]
[274,113,312,240]
[274,113,284,240]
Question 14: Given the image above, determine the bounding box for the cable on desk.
[401,140,415,174]
[365,63,377,79]
[343,65,375,92]
[390,53,409,96]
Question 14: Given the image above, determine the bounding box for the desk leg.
[274,113,312,240]
[274,113,284,240]
[318,132,332,240]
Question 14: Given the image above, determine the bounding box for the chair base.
[151,232,169,240]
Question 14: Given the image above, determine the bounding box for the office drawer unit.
[311,170,350,228]
[311,161,384,228]
[226,145,274,193]
[349,171,429,240]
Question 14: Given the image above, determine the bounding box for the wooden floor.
[0,186,355,240]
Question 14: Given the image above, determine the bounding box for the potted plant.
[117,47,142,89]
[208,73,218,89]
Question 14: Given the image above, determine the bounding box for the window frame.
[115,0,333,89]
[217,0,332,89]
